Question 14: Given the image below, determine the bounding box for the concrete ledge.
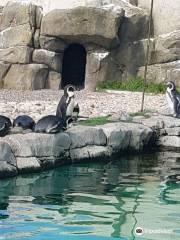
[0,121,154,178]
[1,114,180,179]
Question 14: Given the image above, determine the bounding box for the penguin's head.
[64,84,75,98]
[166,81,176,91]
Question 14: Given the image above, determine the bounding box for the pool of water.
[0,152,180,240]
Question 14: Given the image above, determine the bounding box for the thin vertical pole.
[140,0,154,112]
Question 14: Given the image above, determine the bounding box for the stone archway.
[61,43,87,90]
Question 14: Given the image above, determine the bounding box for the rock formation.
[0,0,179,90]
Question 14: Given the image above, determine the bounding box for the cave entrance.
[61,43,87,90]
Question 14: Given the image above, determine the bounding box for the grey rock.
[46,71,61,90]
[39,35,67,52]
[16,157,41,172]
[0,161,17,179]
[110,39,154,82]
[36,5,43,29]
[0,1,36,30]
[138,115,180,129]
[34,29,40,48]
[33,49,62,72]
[158,136,180,148]
[85,50,111,91]
[137,60,180,86]
[0,141,16,166]
[41,6,124,48]
[4,132,71,158]
[117,0,149,43]
[0,61,10,88]
[165,127,180,136]
[3,64,48,90]
[0,46,33,64]
[98,122,153,151]
[0,24,33,48]
[70,146,113,161]
[67,125,107,149]
[97,122,131,150]
[152,30,180,64]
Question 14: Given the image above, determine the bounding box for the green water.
[0,152,180,240]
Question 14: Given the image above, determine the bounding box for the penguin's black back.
[13,115,35,130]
[56,95,67,120]
[0,115,12,137]
[34,115,65,133]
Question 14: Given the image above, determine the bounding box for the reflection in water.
[0,152,180,240]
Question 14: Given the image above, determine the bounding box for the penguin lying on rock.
[0,115,12,137]
[56,85,78,122]
[34,115,72,134]
[13,115,35,130]
[166,81,180,118]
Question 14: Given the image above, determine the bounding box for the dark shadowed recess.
[61,43,87,90]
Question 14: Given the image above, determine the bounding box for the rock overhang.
[40,6,125,49]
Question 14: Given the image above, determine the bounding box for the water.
[0,152,180,240]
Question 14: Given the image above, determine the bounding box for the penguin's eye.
[68,87,74,92]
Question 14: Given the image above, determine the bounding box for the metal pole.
[140,0,154,112]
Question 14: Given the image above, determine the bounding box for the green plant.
[79,116,110,126]
[97,78,166,94]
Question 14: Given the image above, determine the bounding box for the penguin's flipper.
[176,94,180,114]
[0,123,6,132]
[46,121,63,133]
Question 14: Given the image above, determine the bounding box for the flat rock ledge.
[1,114,180,179]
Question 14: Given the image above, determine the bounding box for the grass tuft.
[97,78,166,94]
[79,116,110,126]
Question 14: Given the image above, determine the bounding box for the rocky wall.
[0,120,154,178]
[0,0,179,90]
[1,114,180,179]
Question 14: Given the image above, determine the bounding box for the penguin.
[56,85,76,122]
[72,103,79,121]
[13,115,35,130]
[166,81,180,117]
[0,115,12,137]
[34,115,67,134]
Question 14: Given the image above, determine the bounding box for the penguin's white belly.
[66,98,75,116]
[166,91,174,112]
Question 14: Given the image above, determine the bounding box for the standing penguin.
[166,81,180,118]
[56,85,76,123]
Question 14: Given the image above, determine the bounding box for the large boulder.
[70,146,112,161]
[0,141,17,178]
[46,71,61,90]
[39,35,67,52]
[33,49,62,72]
[152,30,180,64]
[0,1,36,30]
[3,64,49,90]
[117,1,149,43]
[4,132,71,158]
[0,46,33,64]
[0,61,10,87]
[97,122,153,152]
[41,6,125,48]
[67,125,107,149]
[0,24,33,48]
[111,39,154,81]
[137,60,180,86]
[85,50,111,91]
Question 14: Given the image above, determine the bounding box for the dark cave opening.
[61,43,87,90]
